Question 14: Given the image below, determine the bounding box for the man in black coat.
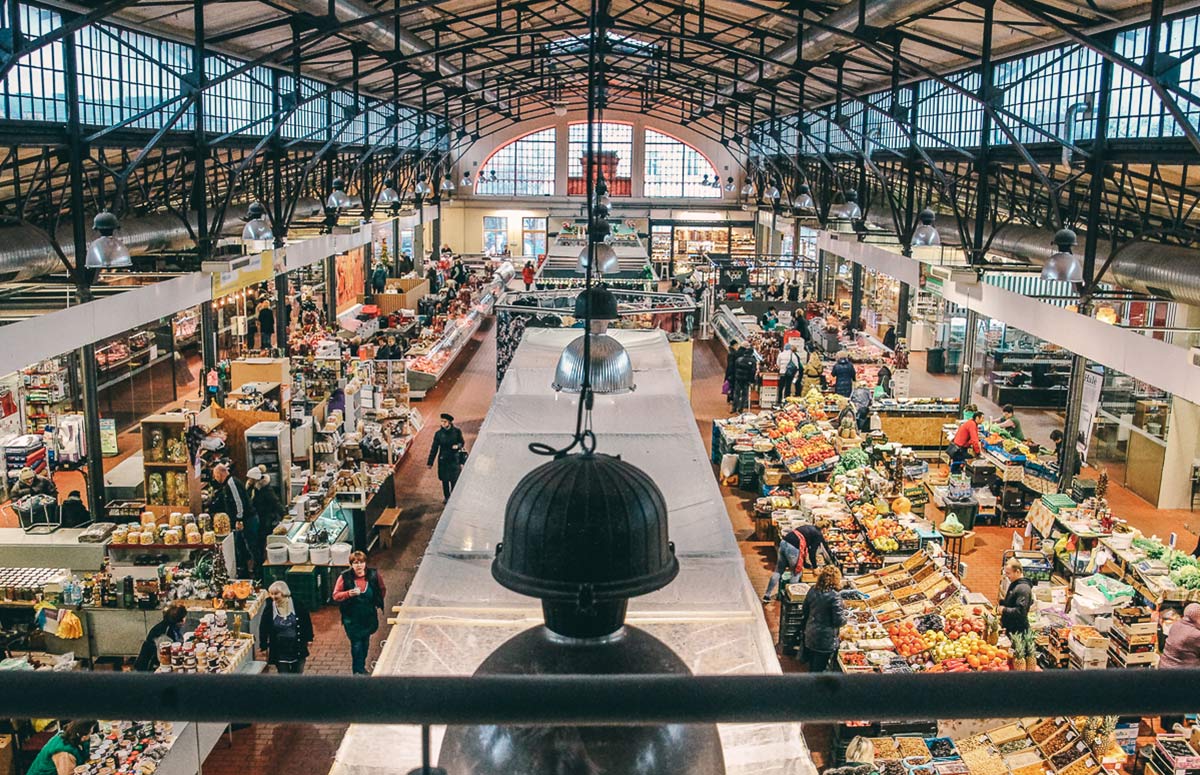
[134,604,187,671]
[724,342,741,408]
[731,348,758,414]
[211,463,259,576]
[427,413,465,502]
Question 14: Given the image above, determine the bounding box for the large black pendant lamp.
[437,1,725,772]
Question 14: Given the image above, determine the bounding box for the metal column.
[897,281,911,343]
[959,309,979,410]
[63,26,106,515]
[200,300,218,375]
[849,262,863,330]
[431,200,442,256]
[1059,351,1088,493]
[274,274,289,352]
[414,201,425,265]
[325,254,339,323]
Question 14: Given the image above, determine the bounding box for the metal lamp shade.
[911,224,940,246]
[765,184,781,200]
[85,235,132,269]
[460,173,473,187]
[242,218,273,241]
[577,242,620,275]
[1042,250,1083,282]
[552,333,635,394]
[326,190,352,210]
[440,176,455,193]
[377,186,402,207]
[414,179,431,197]
[794,193,815,210]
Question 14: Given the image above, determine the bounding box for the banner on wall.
[336,247,366,314]
[1078,366,1104,461]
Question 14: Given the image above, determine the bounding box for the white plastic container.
[330,543,352,566]
[309,545,331,565]
[266,545,290,565]
[287,543,310,564]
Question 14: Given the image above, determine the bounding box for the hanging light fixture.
[477,170,487,185]
[489,169,498,182]
[241,202,273,241]
[724,176,735,193]
[376,179,402,209]
[740,181,755,197]
[85,211,132,269]
[325,177,352,210]
[835,190,862,220]
[440,172,455,193]
[1041,228,1083,282]
[764,180,781,201]
[413,174,431,198]
[911,208,941,246]
[794,183,815,211]
[460,172,473,187]
[439,4,722,771]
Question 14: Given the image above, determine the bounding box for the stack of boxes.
[737,449,758,491]
[1068,625,1110,670]
[1043,627,1072,669]
[1108,606,1159,668]
[1149,736,1200,775]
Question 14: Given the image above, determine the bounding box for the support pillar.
[431,200,442,256]
[1059,351,1088,493]
[200,300,218,375]
[414,201,426,266]
[897,281,911,343]
[849,262,863,331]
[815,250,826,301]
[274,274,289,352]
[959,309,979,410]
[325,254,338,324]
[391,216,402,277]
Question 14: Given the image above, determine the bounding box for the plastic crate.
[286,564,325,611]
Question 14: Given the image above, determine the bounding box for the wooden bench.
[374,507,402,550]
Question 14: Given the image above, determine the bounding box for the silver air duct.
[0,199,323,282]
[702,0,947,113]
[857,206,1200,306]
[283,0,502,110]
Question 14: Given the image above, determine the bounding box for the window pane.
[644,128,720,198]
[476,127,556,196]
[567,122,633,196]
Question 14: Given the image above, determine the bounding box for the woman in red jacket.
[522,261,536,291]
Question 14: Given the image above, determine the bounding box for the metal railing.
[1,670,1197,724]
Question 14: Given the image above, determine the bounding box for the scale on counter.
[1136,559,1170,576]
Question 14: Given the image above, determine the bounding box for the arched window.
[475,127,556,196]
[567,121,633,196]
[644,129,721,198]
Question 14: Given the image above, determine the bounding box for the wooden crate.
[373,278,430,315]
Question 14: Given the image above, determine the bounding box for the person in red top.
[949,411,983,473]
[332,551,386,674]
[522,260,536,291]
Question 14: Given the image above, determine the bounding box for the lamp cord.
[528,0,604,460]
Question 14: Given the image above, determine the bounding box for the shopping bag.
[721,379,731,395]
[719,454,738,479]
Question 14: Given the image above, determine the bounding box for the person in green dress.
[26,720,96,775]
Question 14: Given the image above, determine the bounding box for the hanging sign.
[1077,366,1104,461]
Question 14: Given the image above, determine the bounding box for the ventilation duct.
[282,0,502,111]
[702,0,947,114]
[856,207,1200,307]
[0,199,323,282]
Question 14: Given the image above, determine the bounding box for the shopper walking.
[259,581,314,674]
[333,551,386,675]
[427,413,466,502]
[777,343,801,401]
[731,346,758,414]
[1000,558,1036,670]
[831,351,857,397]
[211,463,259,577]
[522,260,536,291]
[134,604,187,672]
[425,261,441,294]
[371,261,389,294]
[883,324,897,351]
[763,523,831,602]
[26,720,97,775]
[802,565,847,672]
[724,342,741,407]
[800,349,824,396]
[257,299,275,349]
[451,258,469,286]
